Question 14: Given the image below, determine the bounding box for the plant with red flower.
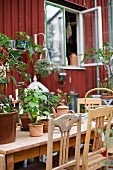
[56,89,73,106]
[0,33,35,113]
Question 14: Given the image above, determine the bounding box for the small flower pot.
[69,53,78,66]
[20,115,37,131]
[38,119,49,133]
[29,123,43,137]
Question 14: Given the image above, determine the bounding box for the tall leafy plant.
[0,33,33,112]
[82,42,113,89]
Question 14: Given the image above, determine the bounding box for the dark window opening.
[65,11,77,65]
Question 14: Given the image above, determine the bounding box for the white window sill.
[58,65,86,70]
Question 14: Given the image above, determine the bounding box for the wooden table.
[0,117,94,170]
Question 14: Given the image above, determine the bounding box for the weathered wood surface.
[0,117,90,155]
[77,98,102,113]
[0,154,6,170]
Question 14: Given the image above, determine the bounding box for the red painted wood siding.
[40,69,86,97]
[0,0,44,97]
[0,0,109,98]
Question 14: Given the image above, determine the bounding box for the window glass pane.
[46,4,65,65]
[79,7,103,66]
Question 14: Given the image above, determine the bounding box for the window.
[45,1,103,66]
[79,6,103,66]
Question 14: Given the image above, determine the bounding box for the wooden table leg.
[6,154,14,170]
[0,154,6,170]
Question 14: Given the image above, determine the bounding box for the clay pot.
[0,112,16,144]
[69,53,78,66]
[20,115,37,131]
[38,119,49,133]
[53,105,75,118]
[29,123,43,137]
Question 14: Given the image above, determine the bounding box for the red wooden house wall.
[0,0,109,98]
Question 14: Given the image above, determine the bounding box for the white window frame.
[79,6,103,66]
[45,2,103,67]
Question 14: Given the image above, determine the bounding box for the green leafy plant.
[0,32,34,113]
[35,58,52,77]
[16,32,44,62]
[0,33,30,84]
[19,88,48,119]
[38,92,60,118]
[0,93,14,113]
[82,42,113,89]
[19,88,60,120]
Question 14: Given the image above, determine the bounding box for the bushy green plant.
[0,32,44,113]
[35,58,52,77]
[38,92,60,118]
[19,88,48,119]
[82,42,113,89]
[0,33,30,84]
[19,88,60,120]
[0,93,14,113]
[0,32,34,113]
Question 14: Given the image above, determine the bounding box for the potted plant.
[82,42,113,90]
[19,88,48,131]
[38,92,60,132]
[34,58,52,78]
[19,87,60,135]
[0,32,34,144]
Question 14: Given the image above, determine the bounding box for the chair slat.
[46,113,81,170]
[82,106,113,170]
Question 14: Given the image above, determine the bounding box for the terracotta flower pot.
[20,115,37,131]
[38,119,49,133]
[29,123,43,137]
[0,112,16,144]
[69,53,78,66]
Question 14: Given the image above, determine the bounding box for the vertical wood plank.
[31,0,38,36]
[0,0,4,33]
[26,0,32,35]
[6,154,14,170]
[4,0,12,36]
[18,0,25,32]
[11,0,19,38]
[0,154,6,170]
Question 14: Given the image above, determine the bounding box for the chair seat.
[80,154,106,169]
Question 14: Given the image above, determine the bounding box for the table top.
[0,117,91,155]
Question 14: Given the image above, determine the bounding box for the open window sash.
[79,6,103,66]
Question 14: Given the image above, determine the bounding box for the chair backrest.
[84,87,113,112]
[82,106,113,169]
[77,98,101,113]
[46,113,81,170]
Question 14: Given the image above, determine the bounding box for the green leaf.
[28,101,38,107]
[10,75,17,86]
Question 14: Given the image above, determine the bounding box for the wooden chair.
[80,106,113,170]
[46,113,81,170]
[77,98,101,113]
[84,88,113,111]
